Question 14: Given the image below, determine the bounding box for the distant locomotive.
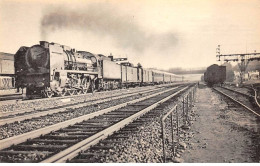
[14,41,182,98]
[204,64,226,86]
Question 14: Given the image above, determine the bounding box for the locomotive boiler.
[15,41,98,98]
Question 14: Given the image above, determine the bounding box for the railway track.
[213,87,260,117]
[0,85,168,125]
[0,85,181,140]
[221,86,257,99]
[0,83,178,115]
[0,85,154,106]
[0,84,193,162]
[0,94,22,101]
[220,86,260,109]
[0,83,180,111]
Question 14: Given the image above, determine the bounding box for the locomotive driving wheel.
[68,89,75,96]
[82,88,88,94]
[45,91,53,98]
[60,89,67,97]
[76,89,82,95]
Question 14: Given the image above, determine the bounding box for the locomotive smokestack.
[108,53,113,61]
[40,41,49,48]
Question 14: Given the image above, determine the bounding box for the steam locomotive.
[14,41,182,98]
[204,64,226,86]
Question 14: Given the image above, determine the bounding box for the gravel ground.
[0,89,161,140]
[181,85,260,163]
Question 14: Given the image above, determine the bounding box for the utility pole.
[216,47,260,85]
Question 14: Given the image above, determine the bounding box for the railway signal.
[216,46,260,85]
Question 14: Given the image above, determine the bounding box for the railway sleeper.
[142,113,160,117]
[116,107,140,112]
[63,127,105,131]
[0,150,52,155]
[77,152,107,158]
[90,145,115,150]
[41,135,88,140]
[27,139,78,144]
[70,158,104,163]
[134,117,154,121]
[100,139,125,144]
[99,114,130,118]
[109,135,130,139]
[117,128,136,132]
[51,131,96,136]
[123,125,140,129]
[70,122,105,126]
[108,111,139,115]
[126,103,151,107]
[67,124,105,128]
[104,112,135,115]
[11,144,68,151]
[86,119,123,122]
[126,122,145,127]
[64,128,103,132]
[141,115,158,119]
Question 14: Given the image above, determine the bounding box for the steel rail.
[0,85,157,106]
[0,94,22,101]
[0,82,181,105]
[213,88,260,117]
[221,86,255,98]
[0,86,182,151]
[252,88,260,108]
[0,87,165,125]
[41,86,189,163]
[0,82,183,114]
[0,86,158,117]
[1,82,188,115]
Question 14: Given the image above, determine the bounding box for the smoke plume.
[41,3,178,53]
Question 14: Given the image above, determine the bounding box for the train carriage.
[152,70,164,84]
[164,73,171,83]
[170,73,182,82]
[121,65,140,87]
[142,68,153,85]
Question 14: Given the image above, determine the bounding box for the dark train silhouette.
[14,41,183,98]
[204,64,226,86]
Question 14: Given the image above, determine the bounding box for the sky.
[0,0,260,70]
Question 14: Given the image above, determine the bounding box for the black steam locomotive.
[204,64,226,86]
[14,41,182,98]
